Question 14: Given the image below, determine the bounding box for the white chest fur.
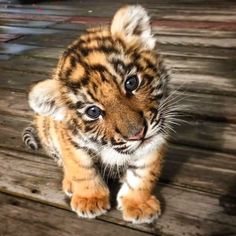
[100,135,165,166]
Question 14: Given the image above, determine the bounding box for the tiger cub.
[23,5,172,224]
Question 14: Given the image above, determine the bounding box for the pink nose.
[128,127,145,141]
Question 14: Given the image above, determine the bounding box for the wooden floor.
[1,0,236,235]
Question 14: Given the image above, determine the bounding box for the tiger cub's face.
[29,6,169,158]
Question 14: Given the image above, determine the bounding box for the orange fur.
[24,5,173,224]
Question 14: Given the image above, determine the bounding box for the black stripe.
[130,169,142,178]
[84,123,97,133]
[81,77,89,86]
[75,101,85,109]
[125,180,134,190]
[150,108,158,124]
[115,126,122,135]
[76,36,113,46]
[87,90,99,103]
[79,46,119,57]
[22,125,40,150]
[114,146,129,153]
[128,164,147,170]
[70,55,77,68]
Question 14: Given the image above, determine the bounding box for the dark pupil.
[125,75,139,92]
[86,106,101,119]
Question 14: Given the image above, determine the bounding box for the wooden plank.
[49,21,236,39]
[0,0,235,235]
[5,42,236,62]
[1,57,236,101]
[0,56,57,75]
[11,23,236,49]
[1,46,236,79]
[153,16,236,24]
[8,0,236,12]
[50,22,90,31]
[0,33,22,43]
[0,70,47,91]
[164,144,236,196]
[174,119,236,154]
[1,85,236,123]
[174,91,236,122]
[0,193,150,236]
[0,147,235,236]
[13,28,236,58]
[153,24,236,37]
[69,16,236,31]
[1,43,40,56]
[0,12,70,22]
[2,4,236,23]
[0,6,86,16]
[165,56,236,77]
[10,33,79,48]
[156,33,236,48]
[1,43,62,59]
[0,26,63,36]
[170,73,236,97]
[158,44,236,60]
[0,90,32,118]
[0,18,56,28]
[0,113,235,197]
[1,44,236,97]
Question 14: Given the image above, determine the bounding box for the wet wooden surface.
[0,0,236,235]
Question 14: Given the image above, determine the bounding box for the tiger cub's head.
[29,5,170,156]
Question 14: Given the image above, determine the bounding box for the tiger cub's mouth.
[139,135,154,147]
[114,132,158,155]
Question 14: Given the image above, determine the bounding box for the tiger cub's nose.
[128,127,145,141]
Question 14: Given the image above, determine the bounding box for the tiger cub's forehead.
[57,27,157,103]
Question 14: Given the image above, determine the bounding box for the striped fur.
[22,125,40,150]
[23,5,178,223]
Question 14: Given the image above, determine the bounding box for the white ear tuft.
[111,5,156,50]
[29,79,66,120]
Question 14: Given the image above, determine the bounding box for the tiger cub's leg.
[117,146,165,224]
[62,146,110,218]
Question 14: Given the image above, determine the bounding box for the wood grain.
[1,85,236,123]
[0,0,236,234]
[0,147,235,236]
[0,193,151,236]
[0,112,235,197]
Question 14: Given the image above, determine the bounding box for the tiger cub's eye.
[125,75,139,92]
[85,106,102,119]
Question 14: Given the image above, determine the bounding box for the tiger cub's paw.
[62,178,110,218]
[70,194,110,219]
[120,195,161,224]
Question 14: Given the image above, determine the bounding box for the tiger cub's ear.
[28,79,65,120]
[111,5,156,50]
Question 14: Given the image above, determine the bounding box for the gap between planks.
[0,112,235,198]
[0,146,235,236]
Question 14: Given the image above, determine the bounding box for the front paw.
[119,195,161,224]
[71,194,110,218]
